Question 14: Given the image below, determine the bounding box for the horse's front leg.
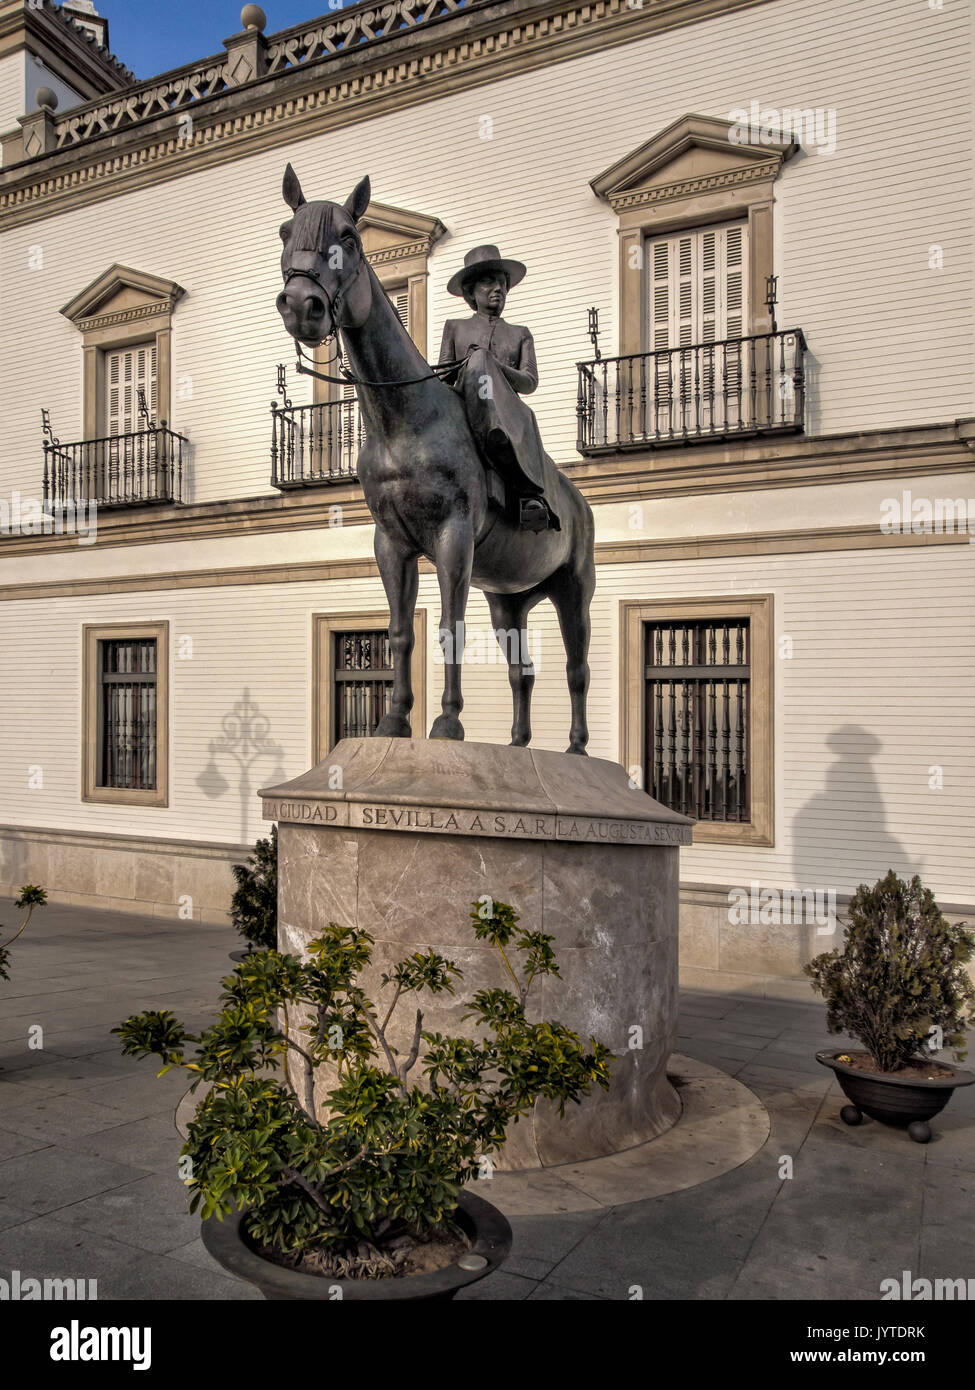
[374,527,419,738]
[429,518,473,741]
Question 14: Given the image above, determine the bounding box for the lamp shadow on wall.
[791,723,921,901]
[196,687,287,846]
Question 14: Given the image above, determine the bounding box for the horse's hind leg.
[547,554,595,755]
[486,588,544,747]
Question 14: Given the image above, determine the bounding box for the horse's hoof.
[375,714,411,738]
[510,733,531,748]
[565,744,589,756]
[429,714,465,741]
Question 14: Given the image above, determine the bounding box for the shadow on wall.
[791,723,921,898]
[196,688,287,845]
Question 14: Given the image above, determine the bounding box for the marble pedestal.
[261,738,692,1168]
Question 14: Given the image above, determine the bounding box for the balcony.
[576,329,806,455]
[42,427,186,509]
[271,398,363,489]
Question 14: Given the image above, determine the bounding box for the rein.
[294,341,465,389]
[284,257,464,389]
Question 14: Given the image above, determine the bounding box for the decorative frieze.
[0,0,765,229]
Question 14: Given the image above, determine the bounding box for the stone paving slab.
[0,895,972,1301]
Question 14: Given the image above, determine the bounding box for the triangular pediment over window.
[591,113,798,213]
[358,203,447,268]
[61,265,185,331]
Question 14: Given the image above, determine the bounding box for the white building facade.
[0,0,972,994]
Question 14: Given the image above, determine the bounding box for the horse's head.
[276,165,372,345]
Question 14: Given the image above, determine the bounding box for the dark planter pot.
[816,1050,975,1142]
[201,1190,512,1301]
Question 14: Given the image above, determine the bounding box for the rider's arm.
[438,320,456,365]
[499,328,538,395]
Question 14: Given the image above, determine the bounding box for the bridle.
[282,251,464,389]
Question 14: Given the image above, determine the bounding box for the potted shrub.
[0,886,47,983]
[229,826,277,961]
[807,870,975,1142]
[114,896,612,1299]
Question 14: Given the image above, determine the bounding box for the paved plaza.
[0,897,971,1301]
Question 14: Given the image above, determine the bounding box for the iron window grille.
[98,638,158,790]
[644,619,750,822]
[333,630,394,744]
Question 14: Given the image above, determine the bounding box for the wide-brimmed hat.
[447,245,527,298]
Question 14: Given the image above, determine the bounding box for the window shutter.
[105,344,157,434]
[648,240,671,350]
[724,225,745,339]
[676,234,695,346]
[392,287,410,331]
[644,222,749,349]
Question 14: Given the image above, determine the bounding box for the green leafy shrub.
[0,885,47,982]
[230,826,277,951]
[805,870,975,1073]
[114,897,612,1272]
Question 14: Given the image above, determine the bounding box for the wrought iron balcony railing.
[271,397,363,489]
[576,329,806,454]
[43,427,186,509]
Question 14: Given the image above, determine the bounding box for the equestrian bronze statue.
[275,167,595,754]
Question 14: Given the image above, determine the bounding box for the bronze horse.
[276,168,595,753]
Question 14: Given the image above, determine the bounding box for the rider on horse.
[439,246,562,533]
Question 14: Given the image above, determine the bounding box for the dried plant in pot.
[114,897,612,1299]
[807,870,975,1142]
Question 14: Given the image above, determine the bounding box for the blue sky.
[97,2,349,79]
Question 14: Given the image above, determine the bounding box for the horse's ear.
[344,175,371,225]
[282,163,306,211]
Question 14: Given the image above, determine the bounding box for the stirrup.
[519,498,550,532]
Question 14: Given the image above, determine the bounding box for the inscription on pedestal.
[262,798,692,845]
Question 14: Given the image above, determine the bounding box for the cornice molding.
[0,0,773,231]
[74,300,175,333]
[564,419,975,502]
[366,238,434,266]
[0,521,967,603]
[605,159,782,212]
[0,420,972,560]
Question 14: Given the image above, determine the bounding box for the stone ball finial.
[240,3,266,30]
[35,87,59,112]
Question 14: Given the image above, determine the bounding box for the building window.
[333,630,394,742]
[644,618,749,821]
[99,638,158,790]
[83,622,169,806]
[312,610,427,762]
[590,113,798,358]
[646,222,747,350]
[60,264,184,440]
[106,344,157,435]
[621,597,772,846]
